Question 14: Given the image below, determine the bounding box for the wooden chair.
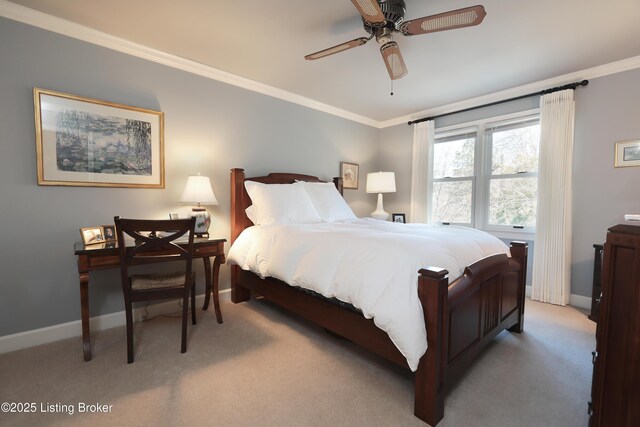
[114,217,197,364]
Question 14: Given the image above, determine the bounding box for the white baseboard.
[525,285,591,309]
[569,294,592,309]
[0,287,592,355]
[0,290,231,355]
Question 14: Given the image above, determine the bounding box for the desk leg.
[201,255,224,324]
[211,255,224,324]
[202,257,212,310]
[80,272,92,361]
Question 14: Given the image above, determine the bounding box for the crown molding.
[0,0,379,128]
[2,0,639,130]
[381,55,640,128]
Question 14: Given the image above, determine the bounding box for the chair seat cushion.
[131,271,195,290]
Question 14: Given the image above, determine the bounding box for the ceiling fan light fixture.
[380,41,407,80]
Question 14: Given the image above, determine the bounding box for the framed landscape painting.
[614,140,640,168]
[34,88,164,188]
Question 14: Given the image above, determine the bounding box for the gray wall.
[571,68,640,296]
[379,69,640,298]
[0,18,379,336]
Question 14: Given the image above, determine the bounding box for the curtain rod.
[407,79,589,126]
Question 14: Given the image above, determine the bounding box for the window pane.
[433,137,475,179]
[491,124,540,175]
[488,177,537,227]
[432,180,472,224]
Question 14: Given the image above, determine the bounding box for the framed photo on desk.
[80,226,105,245]
[102,225,116,242]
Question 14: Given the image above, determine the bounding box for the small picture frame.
[102,225,116,242]
[169,212,179,220]
[80,226,106,245]
[392,213,406,223]
[340,162,359,189]
[615,140,640,168]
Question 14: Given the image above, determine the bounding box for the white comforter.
[227,218,510,371]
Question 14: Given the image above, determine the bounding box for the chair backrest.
[114,217,196,292]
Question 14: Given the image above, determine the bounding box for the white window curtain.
[410,120,434,223]
[531,89,575,305]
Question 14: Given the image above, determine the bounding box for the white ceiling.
[6,0,640,123]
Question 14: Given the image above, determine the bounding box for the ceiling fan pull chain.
[390,34,395,95]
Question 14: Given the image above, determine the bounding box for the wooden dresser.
[590,224,640,426]
[589,243,604,322]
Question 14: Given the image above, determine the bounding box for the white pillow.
[298,181,357,222]
[244,181,321,225]
[245,205,257,224]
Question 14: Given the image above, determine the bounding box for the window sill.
[483,229,535,241]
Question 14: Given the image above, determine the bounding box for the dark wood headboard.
[230,168,343,244]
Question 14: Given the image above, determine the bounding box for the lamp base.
[370,193,390,221]
[190,208,211,237]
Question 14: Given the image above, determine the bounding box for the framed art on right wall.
[614,140,640,167]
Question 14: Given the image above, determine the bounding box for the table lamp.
[180,174,218,237]
[366,172,396,220]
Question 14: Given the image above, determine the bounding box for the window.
[430,111,540,234]
[431,132,476,225]
[486,119,539,229]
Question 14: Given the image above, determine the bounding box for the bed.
[228,168,528,426]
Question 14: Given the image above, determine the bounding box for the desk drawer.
[78,254,120,271]
[194,242,224,257]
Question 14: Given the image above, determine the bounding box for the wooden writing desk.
[74,237,226,361]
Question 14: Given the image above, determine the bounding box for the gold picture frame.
[340,162,359,189]
[34,88,165,188]
[80,226,106,246]
[614,140,640,168]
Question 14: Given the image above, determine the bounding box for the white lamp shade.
[366,172,396,194]
[179,175,218,205]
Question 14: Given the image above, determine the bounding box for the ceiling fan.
[305,0,486,81]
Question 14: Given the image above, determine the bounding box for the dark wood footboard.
[229,168,528,426]
[415,242,528,425]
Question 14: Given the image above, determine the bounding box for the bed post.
[414,267,448,426]
[332,176,343,195]
[230,168,250,303]
[508,241,528,333]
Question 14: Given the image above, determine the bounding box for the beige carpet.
[0,298,595,426]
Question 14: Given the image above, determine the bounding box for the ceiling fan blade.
[350,0,386,25]
[400,5,486,36]
[380,41,407,80]
[304,36,371,60]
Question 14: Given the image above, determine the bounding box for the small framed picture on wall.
[340,162,359,189]
[614,140,640,167]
